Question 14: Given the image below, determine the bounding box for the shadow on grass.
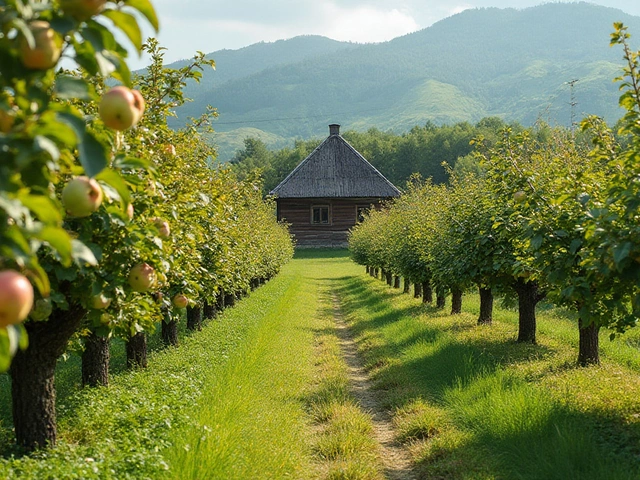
[327,270,640,479]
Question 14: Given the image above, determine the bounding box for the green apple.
[99,86,145,131]
[62,176,103,217]
[128,263,156,292]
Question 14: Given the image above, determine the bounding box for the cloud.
[319,5,420,43]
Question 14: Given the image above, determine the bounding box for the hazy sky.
[128,1,640,69]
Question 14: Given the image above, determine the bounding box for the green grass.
[1,250,639,479]
[337,273,640,480]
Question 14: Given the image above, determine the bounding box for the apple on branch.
[62,176,103,217]
[60,0,107,20]
[99,86,145,131]
[128,263,156,292]
[172,294,189,309]
[0,271,34,328]
[19,21,62,70]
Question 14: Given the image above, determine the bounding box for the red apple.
[62,176,103,217]
[19,21,62,70]
[172,294,188,309]
[60,0,107,20]
[91,294,112,310]
[128,263,156,292]
[0,270,34,327]
[99,86,145,131]
[152,217,170,238]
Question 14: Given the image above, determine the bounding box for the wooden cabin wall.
[277,198,384,248]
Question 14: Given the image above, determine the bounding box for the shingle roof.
[270,125,400,198]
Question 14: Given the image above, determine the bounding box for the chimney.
[329,124,340,136]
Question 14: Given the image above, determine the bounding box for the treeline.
[0,1,293,455]
[349,23,640,368]
[231,117,527,193]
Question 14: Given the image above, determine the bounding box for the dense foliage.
[231,117,515,194]
[0,0,293,452]
[349,24,640,365]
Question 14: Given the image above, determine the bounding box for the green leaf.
[58,112,108,177]
[96,168,130,205]
[34,136,60,162]
[55,75,92,100]
[71,239,99,266]
[613,242,632,269]
[18,194,63,224]
[114,155,150,170]
[34,226,73,265]
[102,10,143,51]
[125,0,159,32]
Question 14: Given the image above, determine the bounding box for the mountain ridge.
[164,3,640,160]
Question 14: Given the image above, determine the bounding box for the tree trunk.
[478,286,493,325]
[81,331,110,388]
[203,299,216,319]
[161,309,178,347]
[414,282,422,298]
[224,293,235,308]
[187,305,203,331]
[451,287,463,315]
[436,293,446,309]
[385,271,393,286]
[126,332,147,369]
[403,278,410,294]
[10,304,86,451]
[422,281,433,304]
[393,276,400,289]
[514,279,543,344]
[578,317,600,366]
[374,268,379,279]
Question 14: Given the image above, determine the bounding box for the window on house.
[356,205,370,223]
[311,205,330,224]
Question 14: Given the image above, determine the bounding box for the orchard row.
[0,0,294,452]
[350,23,640,368]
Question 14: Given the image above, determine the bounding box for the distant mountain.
[167,3,640,160]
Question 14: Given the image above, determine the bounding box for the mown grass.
[337,270,640,480]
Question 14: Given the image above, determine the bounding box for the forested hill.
[166,2,640,159]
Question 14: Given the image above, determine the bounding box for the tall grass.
[337,273,640,480]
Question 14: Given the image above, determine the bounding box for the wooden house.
[270,124,400,247]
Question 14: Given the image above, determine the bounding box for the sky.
[128,0,640,69]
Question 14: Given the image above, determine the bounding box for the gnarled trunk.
[578,317,600,366]
[393,276,400,289]
[187,304,203,331]
[81,331,110,388]
[10,304,86,451]
[514,279,544,344]
[422,281,433,304]
[478,286,493,325]
[414,282,422,299]
[126,332,147,369]
[451,287,463,315]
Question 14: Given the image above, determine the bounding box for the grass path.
[331,294,417,480]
